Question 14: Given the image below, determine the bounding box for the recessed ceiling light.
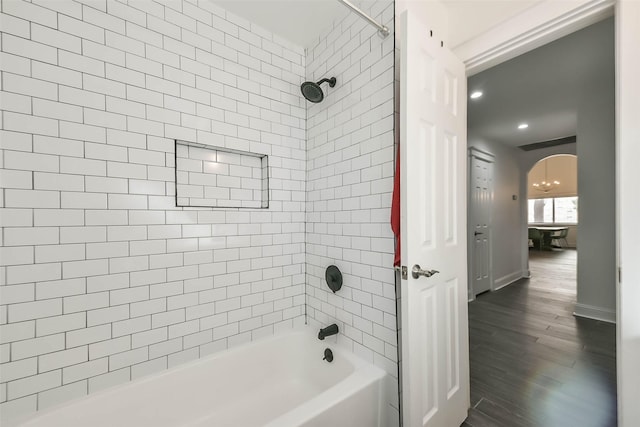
[518,123,529,130]
[470,91,483,99]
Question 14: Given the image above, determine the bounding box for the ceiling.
[440,0,539,49]
[467,16,614,147]
[211,0,348,49]
[209,1,613,148]
[211,0,539,51]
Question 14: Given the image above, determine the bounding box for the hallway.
[463,249,617,426]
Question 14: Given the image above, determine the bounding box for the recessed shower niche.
[175,140,269,208]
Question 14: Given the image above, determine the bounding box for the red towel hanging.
[391,141,401,267]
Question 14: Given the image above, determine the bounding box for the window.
[528,196,578,224]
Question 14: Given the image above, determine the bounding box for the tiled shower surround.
[304,0,398,421]
[0,0,397,424]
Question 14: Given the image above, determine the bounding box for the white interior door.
[399,10,470,427]
[470,152,493,296]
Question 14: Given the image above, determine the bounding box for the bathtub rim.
[263,361,386,427]
[14,325,386,427]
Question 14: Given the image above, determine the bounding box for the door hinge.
[618,267,622,283]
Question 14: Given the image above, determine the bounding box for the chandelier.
[532,158,560,193]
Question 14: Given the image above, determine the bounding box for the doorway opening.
[527,154,578,297]
[465,16,616,426]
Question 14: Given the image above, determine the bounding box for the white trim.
[616,2,640,426]
[456,0,614,76]
[574,303,616,323]
[493,271,525,291]
[528,192,578,199]
[450,1,638,424]
[457,2,638,424]
[468,147,495,163]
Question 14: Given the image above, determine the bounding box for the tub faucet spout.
[318,323,339,340]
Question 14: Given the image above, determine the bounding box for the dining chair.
[528,228,543,251]
[551,228,569,248]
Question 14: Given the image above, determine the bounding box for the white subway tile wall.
[304,0,398,424]
[175,141,267,208]
[0,0,307,423]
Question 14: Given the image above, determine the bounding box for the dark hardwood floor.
[462,249,617,427]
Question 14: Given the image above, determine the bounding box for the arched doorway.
[527,154,578,251]
[526,154,578,301]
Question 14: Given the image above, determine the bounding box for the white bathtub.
[17,328,388,427]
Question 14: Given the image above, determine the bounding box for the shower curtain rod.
[337,0,390,38]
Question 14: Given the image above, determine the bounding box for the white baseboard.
[493,271,525,291]
[573,303,616,323]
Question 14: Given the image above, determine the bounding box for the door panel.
[444,133,457,245]
[400,9,470,427]
[445,279,460,398]
[419,287,438,423]
[418,122,436,247]
[470,154,493,295]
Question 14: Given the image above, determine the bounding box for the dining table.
[528,226,569,250]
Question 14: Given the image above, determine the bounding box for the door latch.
[394,266,409,280]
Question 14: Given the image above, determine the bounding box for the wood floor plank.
[464,407,510,427]
[475,398,531,427]
[463,249,617,427]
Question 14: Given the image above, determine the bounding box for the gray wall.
[470,128,615,322]
[468,19,615,323]
[467,140,578,293]
[467,139,525,294]
[575,59,616,321]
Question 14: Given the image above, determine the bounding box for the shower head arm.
[316,77,337,88]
